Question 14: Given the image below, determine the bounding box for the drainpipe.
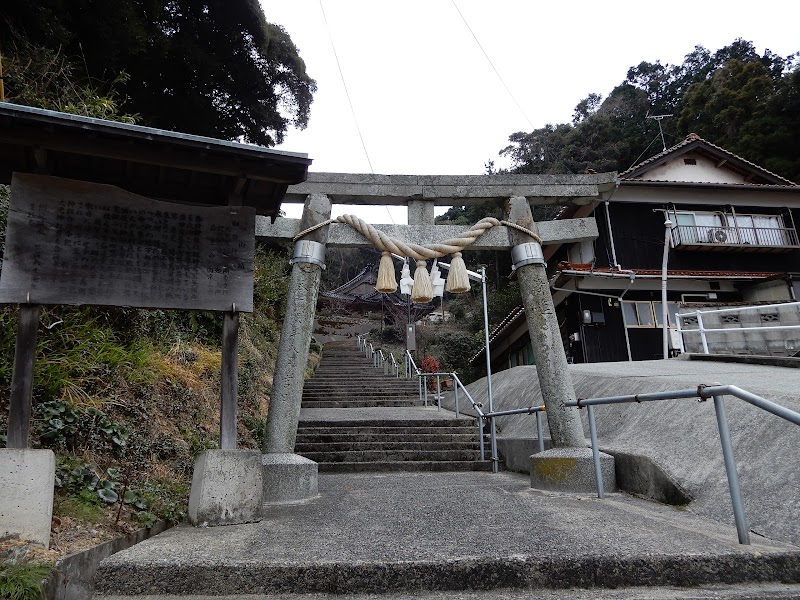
[661,219,673,359]
[605,201,620,270]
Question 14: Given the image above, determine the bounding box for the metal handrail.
[566,384,800,545]
[388,352,399,377]
[676,301,800,355]
[680,301,800,318]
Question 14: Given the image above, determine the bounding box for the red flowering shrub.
[420,355,440,390]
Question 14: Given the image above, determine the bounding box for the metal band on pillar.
[511,242,545,270]
[290,240,326,269]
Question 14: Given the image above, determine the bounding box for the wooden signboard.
[0,173,255,312]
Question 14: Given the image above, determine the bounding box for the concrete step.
[301,389,418,396]
[94,472,800,597]
[298,418,476,429]
[294,441,481,452]
[316,460,493,473]
[297,449,481,462]
[307,374,403,381]
[301,396,420,403]
[95,582,800,599]
[300,400,421,408]
[305,378,415,383]
[296,432,482,443]
[297,425,478,435]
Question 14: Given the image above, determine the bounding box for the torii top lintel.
[282,172,617,206]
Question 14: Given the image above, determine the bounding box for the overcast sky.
[262,0,799,221]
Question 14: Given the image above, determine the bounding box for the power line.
[319,1,396,224]
[318,0,375,175]
[450,0,534,130]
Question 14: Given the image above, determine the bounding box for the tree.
[0,0,316,146]
[500,39,800,182]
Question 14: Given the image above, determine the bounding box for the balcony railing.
[671,224,800,251]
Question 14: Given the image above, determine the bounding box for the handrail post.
[478,417,485,461]
[423,375,428,406]
[436,375,441,411]
[535,411,544,453]
[489,415,498,473]
[587,405,604,499]
[697,312,710,354]
[453,375,460,417]
[384,355,388,375]
[712,393,751,544]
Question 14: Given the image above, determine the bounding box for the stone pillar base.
[262,453,318,504]
[188,450,263,527]
[0,449,55,548]
[530,447,616,493]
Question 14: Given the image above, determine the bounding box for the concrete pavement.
[96,471,800,596]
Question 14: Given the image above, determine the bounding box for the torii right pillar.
[506,196,616,493]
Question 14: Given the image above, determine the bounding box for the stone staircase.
[301,342,419,408]
[295,340,490,472]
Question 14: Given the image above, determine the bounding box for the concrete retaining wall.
[43,521,168,600]
[441,358,800,545]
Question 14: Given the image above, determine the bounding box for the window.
[673,210,788,246]
[622,301,654,327]
[653,302,681,327]
[624,301,680,328]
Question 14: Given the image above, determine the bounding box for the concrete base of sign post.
[0,449,55,548]
[188,450,263,527]
[530,447,617,494]
[261,453,318,504]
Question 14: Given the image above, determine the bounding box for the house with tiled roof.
[476,134,800,369]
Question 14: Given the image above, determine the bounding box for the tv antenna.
[646,113,673,151]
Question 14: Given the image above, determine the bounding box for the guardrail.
[566,384,800,545]
[677,301,800,355]
[403,351,487,462]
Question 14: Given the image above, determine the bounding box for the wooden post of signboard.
[7,304,40,448]
[220,310,239,450]
[219,179,246,450]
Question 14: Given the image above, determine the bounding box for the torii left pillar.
[262,193,331,504]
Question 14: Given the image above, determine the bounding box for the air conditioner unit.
[709,228,728,243]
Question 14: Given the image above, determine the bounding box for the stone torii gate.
[256,172,617,502]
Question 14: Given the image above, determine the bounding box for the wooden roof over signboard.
[0,102,312,219]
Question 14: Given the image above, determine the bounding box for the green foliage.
[1,0,316,145]
[0,41,138,123]
[500,39,800,182]
[132,480,189,526]
[178,423,219,458]
[0,307,156,406]
[435,331,483,373]
[36,400,129,451]
[252,245,291,317]
[243,415,267,450]
[57,496,105,522]
[0,560,52,600]
[53,457,188,526]
[54,458,122,504]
